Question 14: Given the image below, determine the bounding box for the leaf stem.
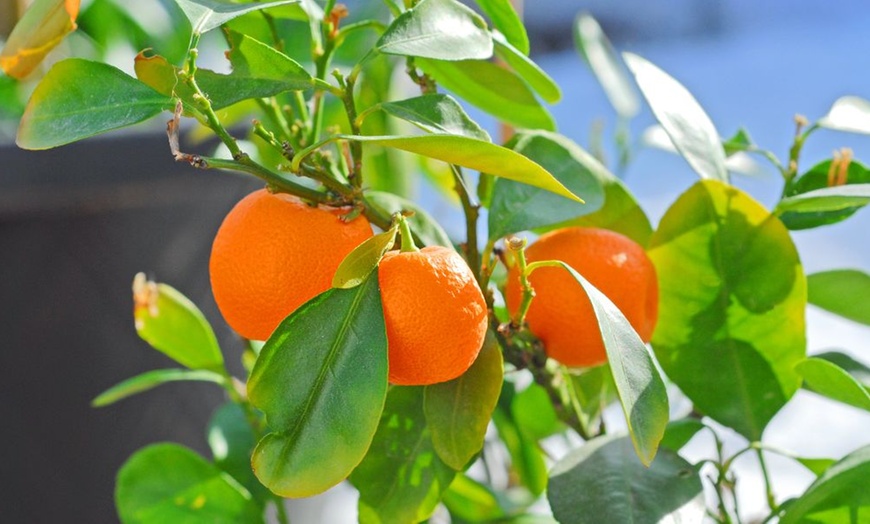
[756,448,779,513]
[451,165,482,286]
[188,155,330,204]
[340,72,365,189]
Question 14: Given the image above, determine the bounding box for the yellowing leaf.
[0,0,80,79]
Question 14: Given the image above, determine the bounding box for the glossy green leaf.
[796,457,838,477]
[780,444,870,524]
[819,96,870,134]
[778,184,870,215]
[723,127,755,156]
[425,331,504,470]
[365,191,453,248]
[574,13,639,118]
[493,32,561,104]
[511,383,563,441]
[376,0,492,60]
[624,53,728,182]
[649,180,806,440]
[807,269,870,326]
[16,59,173,150]
[568,363,617,432]
[551,261,668,465]
[660,418,706,452]
[442,474,506,522]
[224,30,313,90]
[473,0,529,55]
[351,386,456,524]
[247,276,388,497]
[132,276,225,372]
[488,131,605,240]
[92,369,227,407]
[175,0,299,34]
[0,0,79,79]
[548,435,705,524]
[814,351,870,390]
[492,403,548,496]
[376,94,490,141]
[797,357,870,411]
[346,134,578,201]
[417,57,556,131]
[116,443,262,524]
[777,158,870,230]
[333,229,398,289]
[207,403,270,505]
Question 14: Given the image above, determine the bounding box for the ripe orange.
[505,227,658,368]
[379,246,488,385]
[210,189,372,341]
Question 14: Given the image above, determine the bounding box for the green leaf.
[624,53,729,182]
[568,364,617,432]
[723,127,755,156]
[133,276,225,372]
[547,435,705,524]
[376,0,492,60]
[0,0,79,79]
[16,59,174,150]
[365,191,453,248]
[492,403,548,496]
[493,32,561,104]
[780,444,870,524]
[797,357,870,411]
[814,351,870,389]
[224,30,314,91]
[207,403,271,505]
[819,96,870,134]
[424,331,504,470]
[649,180,806,440]
[807,269,870,326]
[488,131,605,240]
[92,369,227,407]
[247,275,388,497]
[175,0,300,34]
[472,0,529,55]
[660,418,706,452]
[417,57,556,131]
[346,134,578,202]
[116,443,262,524]
[511,383,563,441]
[795,457,838,477]
[574,13,639,119]
[351,386,456,524]
[777,158,870,230]
[333,229,398,289]
[552,262,669,465]
[442,473,506,522]
[376,94,490,141]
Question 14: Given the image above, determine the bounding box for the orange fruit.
[209,189,372,341]
[505,227,658,368]
[379,246,488,385]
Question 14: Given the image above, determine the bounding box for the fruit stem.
[397,214,420,253]
[507,237,534,327]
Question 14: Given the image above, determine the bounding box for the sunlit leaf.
[797,357,870,412]
[333,229,398,289]
[492,402,547,496]
[548,435,705,524]
[247,276,387,497]
[425,332,503,470]
[116,443,261,523]
[174,0,299,34]
[0,0,79,79]
[17,59,173,150]
[813,351,870,390]
[649,180,806,440]
[624,53,728,182]
[351,386,456,524]
[442,474,506,522]
[376,0,492,61]
[819,96,870,134]
[224,30,313,90]
[131,274,225,372]
[550,261,668,465]
[346,134,578,201]
[472,0,529,55]
[574,13,638,118]
[376,94,490,141]
[493,32,560,104]
[365,191,454,248]
[780,444,870,523]
[489,131,604,241]
[417,57,556,131]
[807,269,870,326]
[92,369,227,407]
[511,382,563,441]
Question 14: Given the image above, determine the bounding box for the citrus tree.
[4,0,870,522]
